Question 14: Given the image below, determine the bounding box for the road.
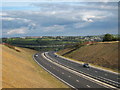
[33,52,119,89]
[47,51,120,88]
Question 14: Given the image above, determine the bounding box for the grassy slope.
[0,45,2,89]
[57,42,119,72]
[2,45,69,88]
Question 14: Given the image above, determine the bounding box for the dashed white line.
[68,76,71,78]
[43,52,118,89]
[86,85,91,87]
[33,54,76,89]
[55,52,119,75]
[76,80,79,82]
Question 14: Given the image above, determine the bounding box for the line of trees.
[103,34,119,42]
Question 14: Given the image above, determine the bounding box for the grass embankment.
[2,45,69,88]
[0,45,2,89]
[57,42,119,72]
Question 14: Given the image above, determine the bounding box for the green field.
[2,37,81,51]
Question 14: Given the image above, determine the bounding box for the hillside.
[1,45,69,88]
[57,42,119,72]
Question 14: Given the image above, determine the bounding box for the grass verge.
[2,45,69,88]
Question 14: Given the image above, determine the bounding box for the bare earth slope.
[2,45,68,88]
[58,42,119,71]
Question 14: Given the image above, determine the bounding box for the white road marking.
[98,76,120,85]
[43,52,118,89]
[86,85,91,87]
[55,53,119,75]
[76,80,79,82]
[33,54,76,89]
[95,71,97,72]
[62,72,64,74]
[50,65,52,67]
[68,76,71,78]
[87,69,89,70]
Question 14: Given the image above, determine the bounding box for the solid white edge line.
[44,52,118,89]
[50,52,119,87]
[55,53,119,75]
[32,54,76,89]
[98,76,120,85]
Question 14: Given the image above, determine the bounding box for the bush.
[103,34,117,42]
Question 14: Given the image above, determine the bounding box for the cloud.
[43,25,65,32]
[0,12,8,16]
[7,27,28,35]
[1,17,31,22]
[2,2,118,37]
[74,22,90,28]
[2,16,36,30]
[32,2,118,12]
[3,0,119,2]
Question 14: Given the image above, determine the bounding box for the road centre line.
[86,85,91,87]
[54,53,119,75]
[33,54,76,89]
[76,80,79,82]
[46,52,119,88]
[43,52,117,89]
[68,76,71,78]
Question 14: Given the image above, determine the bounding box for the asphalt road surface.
[33,52,119,89]
[46,51,120,88]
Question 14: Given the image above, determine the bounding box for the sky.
[1,0,119,37]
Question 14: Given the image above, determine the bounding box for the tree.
[103,34,114,42]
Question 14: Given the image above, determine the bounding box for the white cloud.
[1,17,31,22]
[0,12,8,16]
[2,2,118,37]
[43,25,65,32]
[7,27,28,35]
[80,10,110,22]
[82,15,95,22]
[1,17,15,21]
[74,22,89,28]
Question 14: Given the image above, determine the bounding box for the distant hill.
[57,41,119,72]
[1,45,68,88]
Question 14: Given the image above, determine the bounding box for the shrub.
[103,34,117,42]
